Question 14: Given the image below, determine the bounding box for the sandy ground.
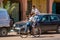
[0,32,60,40]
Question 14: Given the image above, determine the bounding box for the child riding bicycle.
[26,13,41,34]
[20,13,41,38]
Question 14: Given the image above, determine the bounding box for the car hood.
[13,20,27,27]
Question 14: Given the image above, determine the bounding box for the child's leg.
[32,22,36,34]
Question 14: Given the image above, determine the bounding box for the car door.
[49,15,59,30]
[40,15,52,31]
[50,15,59,24]
[41,15,50,25]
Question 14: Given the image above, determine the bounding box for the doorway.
[11,2,22,22]
[52,2,56,14]
[52,2,60,14]
[19,3,21,21]
[56,3,60,14]
[27,0,32,15]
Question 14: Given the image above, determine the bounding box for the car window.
[41,16,49,22]
[50,15,58,21]
[0,11,9,20]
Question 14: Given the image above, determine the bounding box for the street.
[0,32,60,40]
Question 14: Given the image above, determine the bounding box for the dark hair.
[32,5,35,8]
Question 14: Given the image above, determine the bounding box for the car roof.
[37,14,60,17]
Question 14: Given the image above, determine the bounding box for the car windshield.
[0,11,9,20]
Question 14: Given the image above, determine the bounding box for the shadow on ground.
[0,35,20,37]
[30,35,54,38]
[42,32,60,35]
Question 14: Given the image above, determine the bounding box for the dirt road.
[0,32,60,40]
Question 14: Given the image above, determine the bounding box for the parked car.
[13,14,60,34]
[13,21,27,34]
[39,14,60,33]
[0,8,13,36]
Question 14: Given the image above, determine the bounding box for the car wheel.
[0,28,8,36]
[57,26,60,33]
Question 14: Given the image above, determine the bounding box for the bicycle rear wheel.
[32,27,41,37]
[20,28,28,38]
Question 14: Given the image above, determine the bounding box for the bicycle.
[19,23,41,38]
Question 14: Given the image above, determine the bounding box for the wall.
[0,0,3,3]
[54,0,60,2]
[32,0,47,13]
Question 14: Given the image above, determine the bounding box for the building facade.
[24,0,60,17]
[0,0,60,22]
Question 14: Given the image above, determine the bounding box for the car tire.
[57,26,60,33]
[0,28,8,36]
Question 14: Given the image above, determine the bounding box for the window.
[50,15,58,21]
[0,11,9,20]
[41,16,49,22]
